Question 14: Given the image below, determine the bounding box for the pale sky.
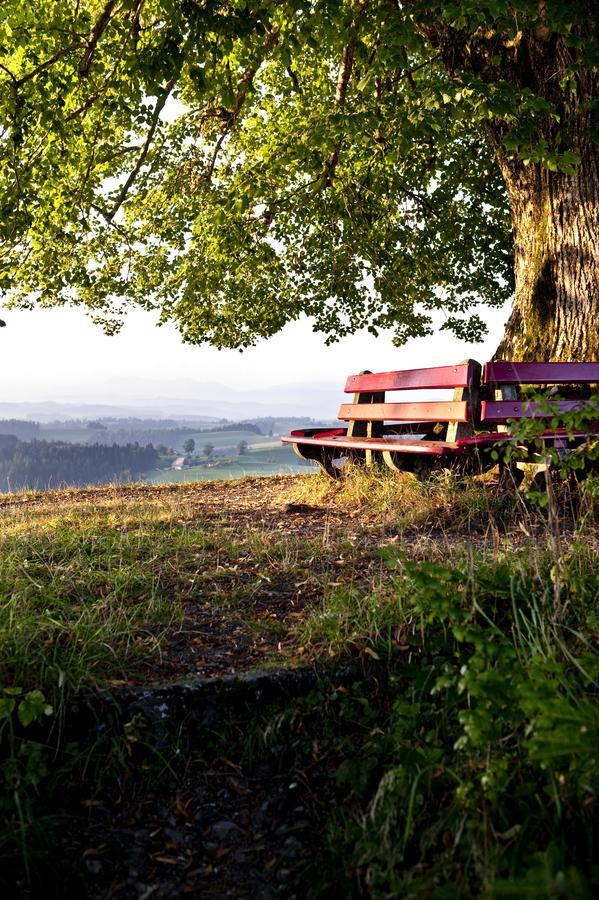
[0,302,510,405]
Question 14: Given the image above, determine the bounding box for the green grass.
[1,466,598,897]
[298,541,599,897]
[0,498,195,692]
[0,480,334,695]
[171,429,275,450]
[148,444,308,483]
[277,467,599,898]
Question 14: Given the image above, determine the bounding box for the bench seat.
[282,429,468,456]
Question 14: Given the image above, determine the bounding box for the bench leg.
[292,443,346,479]
[382,450,442,479]
[498,459,525,488]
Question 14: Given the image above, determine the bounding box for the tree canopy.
[0,2,597,352]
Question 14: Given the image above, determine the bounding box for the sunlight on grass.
[280,463,519,532]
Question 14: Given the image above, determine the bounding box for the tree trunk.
[495,119,599,362]
[414,10,599,363]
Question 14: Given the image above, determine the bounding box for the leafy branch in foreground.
[494,394,599,505]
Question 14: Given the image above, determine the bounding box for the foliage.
[0,419,40,440]
[0,684,54,888]
[298,543,599,897]
[496,394,599,493]
[1,2,596,346]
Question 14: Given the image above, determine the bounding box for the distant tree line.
[0,441,158,492]
[0,419,41,440]
[197,422,262,435]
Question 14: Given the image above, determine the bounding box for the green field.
[37,426,274,451]
[172,430,275,450]
[147,443,309,483]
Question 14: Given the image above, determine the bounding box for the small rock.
[284,503,322,514]
[195,807,218,826]
[211,820,243,841]
[283,836,303,855]
[83,858,102,876]
[163,826,184,844]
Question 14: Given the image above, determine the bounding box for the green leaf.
[17,690,53,727]
[0,698,16,718]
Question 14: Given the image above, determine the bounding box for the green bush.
[307,547,599,898]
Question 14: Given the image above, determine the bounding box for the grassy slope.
[1,468,598,897]
[1,468,596,695]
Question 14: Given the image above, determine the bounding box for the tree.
[183,437,195,454]
[0,2,597,360]
[236,439,249,455]
[202,442,214,458]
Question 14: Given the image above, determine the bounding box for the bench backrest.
[339,361,481,442]
[335,360,598,440]
[481,361,599,425]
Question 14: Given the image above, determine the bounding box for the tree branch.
[79,0,119,77]
[67,0,147,122]
[325,0,369,185]
[204,27,280,183]
[106,77,175,221]
[12,40,84,87]
[336,0,369,106]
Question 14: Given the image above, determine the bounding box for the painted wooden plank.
[480,400,587,423]
[338,401,469,422]
[344,362,477,393]
[281,434,464,456]
[288,428,347,438]
[484,362,599,385]
[457,429,599,448]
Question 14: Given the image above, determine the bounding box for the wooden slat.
[457,429,599,448]
[480,400,587,423]
[338,401,469,422]
[484,361,599,385]
[344,362,477,393]
[288,428,346,438]
[281,434,464,456]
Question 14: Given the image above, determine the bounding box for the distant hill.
[0,381,341,421]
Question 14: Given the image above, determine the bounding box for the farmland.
[148,443,309,482]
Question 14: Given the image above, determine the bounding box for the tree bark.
[411,6,599,362]
[495,140,599,362]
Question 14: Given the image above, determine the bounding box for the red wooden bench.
[282,360,599,479]
[282,361,481,477]
[459,362,599,476]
